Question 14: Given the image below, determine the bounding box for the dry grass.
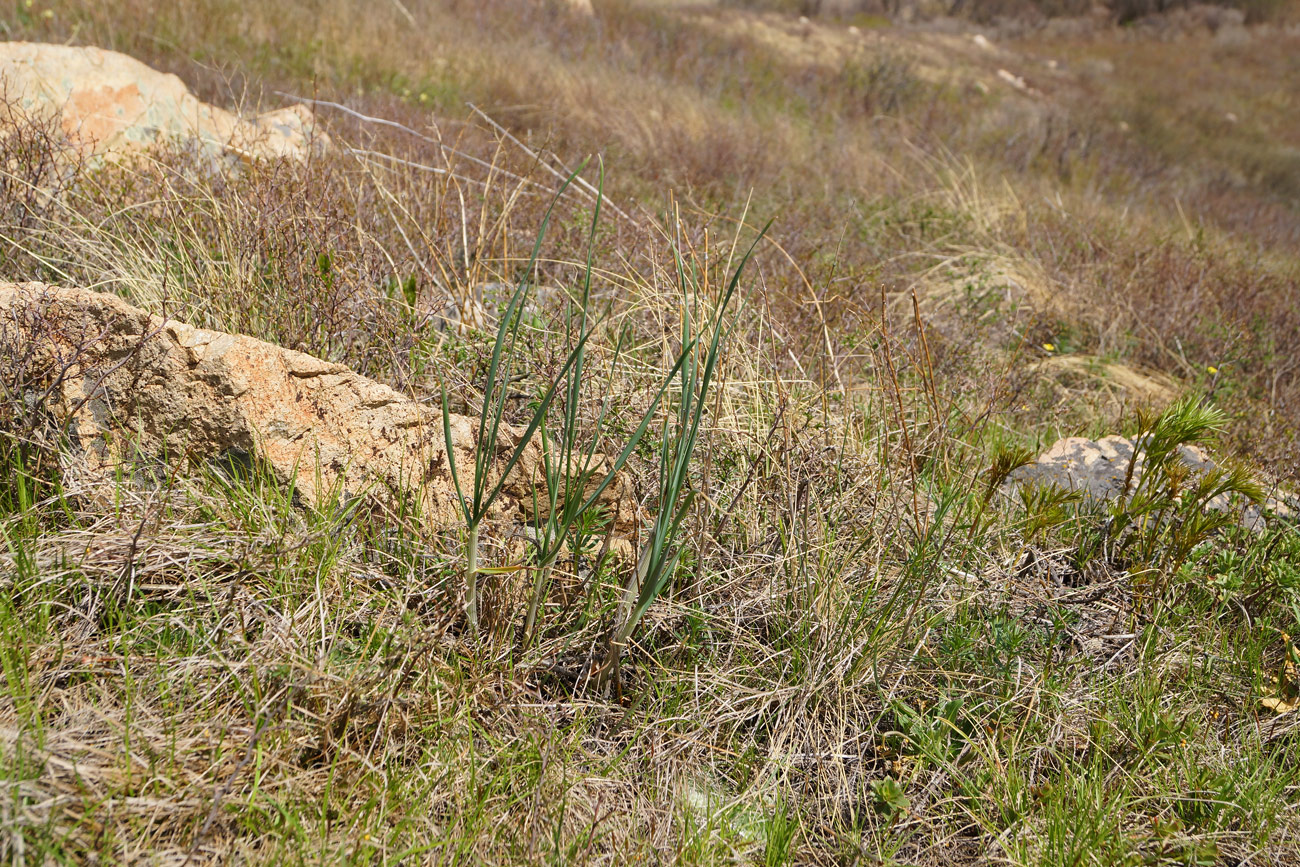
[2,0,1300,863]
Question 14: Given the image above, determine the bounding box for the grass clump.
[440,170,593,639]
[600,215,767,691]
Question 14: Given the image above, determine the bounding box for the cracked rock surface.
[0,42,327,163]
[0,283,635,532]
[1005,434,1294,530]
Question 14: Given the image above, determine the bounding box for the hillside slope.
[1,1,1299,863]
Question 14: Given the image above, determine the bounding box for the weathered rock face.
[1008,434,1174,501]
[1005,434,1293,530]
[0,283,635,532]
[0,42,327,162]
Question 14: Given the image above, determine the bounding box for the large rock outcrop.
[0,283,635,532]
[0,42,327,163]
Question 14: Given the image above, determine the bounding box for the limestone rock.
[0,283,635,533]
[1005,434,1292,531]
[1009,435,1153,498]
[0,42,327,163]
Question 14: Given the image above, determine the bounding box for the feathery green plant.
[1101,396,1264,614]
[1019,483,1084,545]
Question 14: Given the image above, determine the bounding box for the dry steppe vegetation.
[1,0,1300,863]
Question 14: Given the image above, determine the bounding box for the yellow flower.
[1207,365,1219,375]
[1042,343,1055,352]
[418,92,428,103]
[24,0,33,8]
[41,8,52,17]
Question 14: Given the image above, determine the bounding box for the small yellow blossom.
[1042,342,1055,352]
[418,92,428,103]
[1207,365,1219,375]
[41,8,52,17]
